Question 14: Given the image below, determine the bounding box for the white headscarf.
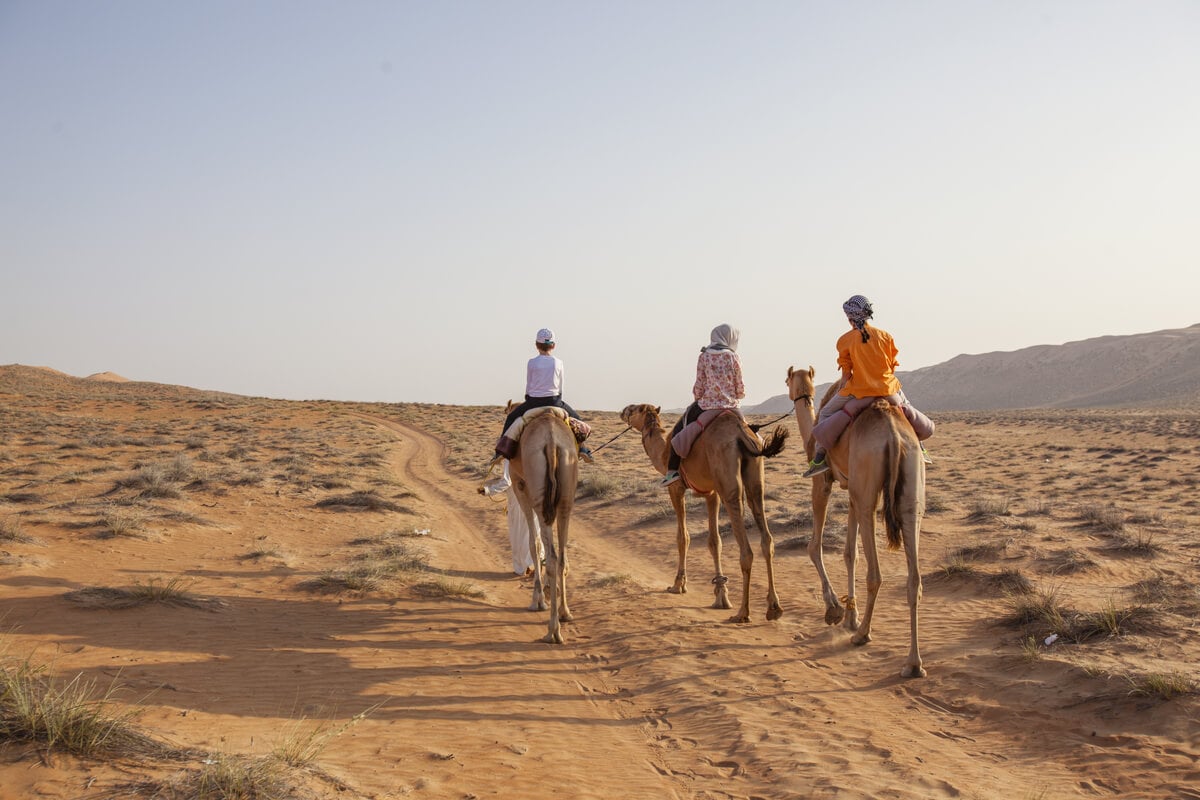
[705,323,739,353]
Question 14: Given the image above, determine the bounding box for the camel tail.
[541,440,559,527]
[761,426,789,458]
[740,424,789,458]
[883,433,905,551]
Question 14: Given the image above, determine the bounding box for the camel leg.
[745,464,781,621]
[523,507,547,612]
[541,524,564,644]
[667,482,689,594]
[807,474,843,625]
[850,495,882,647]
[901,486,925,678]
[557,511,573,623]
[842,495,861,633]
[704,494,731,610]
[722,489,754,624]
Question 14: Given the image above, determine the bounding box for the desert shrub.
[988,568,1034,594]
[1067,600,1153,642]
[98,508,147,538]
[1104,530,1162,556]
[412,577,485,598]
[0,517,31,543]
[65,578,222,611]
[1077,504,1126,532]
[315,490,405,513]
[950,540,1009,562]
[576,471,626,500]
[271,704,380,767]
[1045,548,1098,575]
[1004,586,1067,631]
[1127,672,1196,700]
[0,657,165,758]
[967,497,1011,521]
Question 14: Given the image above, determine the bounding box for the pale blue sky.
[4,1,1197,410]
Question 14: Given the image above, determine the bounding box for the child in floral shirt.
[661,323,745,486]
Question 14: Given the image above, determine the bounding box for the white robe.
[482,460,539,574]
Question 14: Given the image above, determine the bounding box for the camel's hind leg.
[556,511,573,624]
[744,462,781,620]
[541,523,564,644]
[849,493,881,646]
[721,487,755,624]
[702,494,730,609]
[523,508,547,612]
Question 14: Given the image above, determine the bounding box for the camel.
[619,404,788,623]
[505,405,579,644]
[786,365,926,678]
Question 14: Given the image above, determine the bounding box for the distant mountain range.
[745,323,1200,414]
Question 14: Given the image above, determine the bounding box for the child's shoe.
[921,445,932,465]
[801,457,829,478]
[659,470,681,487]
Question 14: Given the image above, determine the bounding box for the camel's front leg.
[807,475,842,625]
[704,494,731,610]
[667,483,689,594]
[850,498,881,646]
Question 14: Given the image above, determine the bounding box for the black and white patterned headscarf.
[843,295,874,343]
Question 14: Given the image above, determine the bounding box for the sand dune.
[1,366,1198,799]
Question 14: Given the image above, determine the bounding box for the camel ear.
[787,366,794,379]
[655,406,661,414]
[808,366,815,378]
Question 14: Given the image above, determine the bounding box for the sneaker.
[579,446,595,464]
[801,458,829,478]
[659,470,681,487]
[921,445,932,465]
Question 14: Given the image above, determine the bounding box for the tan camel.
[787,365,926,678]
[619,404,788,623]
[505,405,579,644]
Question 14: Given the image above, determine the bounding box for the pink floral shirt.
[692,349,744,409]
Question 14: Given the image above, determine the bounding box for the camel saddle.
[812,394,935,452]
[502,406,592,447]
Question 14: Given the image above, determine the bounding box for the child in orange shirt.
[803,295,931,477]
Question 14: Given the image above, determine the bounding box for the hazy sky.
[4,2,1198,411]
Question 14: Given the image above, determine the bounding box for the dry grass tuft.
[65,578,225,611]
[0,655,171,759]
[314,490,407,513]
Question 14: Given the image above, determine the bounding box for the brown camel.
[506,405,579,644]
[787,365,927,677]
[619,404,788,623]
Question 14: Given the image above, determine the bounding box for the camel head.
[619,404,660,432]
[504,398,518,414]
[786,365,816,404]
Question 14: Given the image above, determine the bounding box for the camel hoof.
[901,665,927,679]
[766,604,783,621]
[560,611,574,622]
[541,631,564,644]
[825,605,845,626]
[667,585,686,595]
[727,614,751,624]
[529,600,547,612]
[851,633,871,647]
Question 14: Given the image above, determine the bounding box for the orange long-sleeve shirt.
[837,324,902,398]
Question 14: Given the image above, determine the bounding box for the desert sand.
[1,365,1198,799]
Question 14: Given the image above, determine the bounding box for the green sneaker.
[801,458,829,478]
